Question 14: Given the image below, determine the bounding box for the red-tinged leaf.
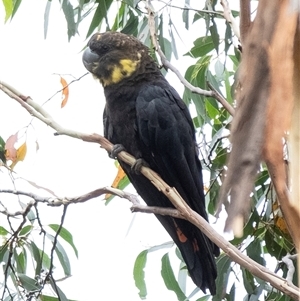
[60,76,69,108]
[5,133,18,163]
[5,132,27,169]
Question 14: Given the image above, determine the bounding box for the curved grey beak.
[82,47,100,73]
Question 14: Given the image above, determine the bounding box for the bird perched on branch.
[82,31,219,295]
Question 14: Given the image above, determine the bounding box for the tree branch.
[1,184,299,299]
[239,0,251,44]
[282,254,297,283]
[145,0,235,116]
[220,0,240,40]
[1,67,299,300]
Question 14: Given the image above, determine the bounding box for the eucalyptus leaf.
[161,253,186,301]
[133,250,148,299]
[48,224,78,258]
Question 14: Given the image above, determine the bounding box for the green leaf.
[133,250,148,299]
[19,225,33,237]
[224,22,232,55]
[133,242,174,299]
[209,22,219,54]
[186,36,214,58]
[40,296,60,301]
[207,178,220,214]
[11,0,22,19]
[2,0,13,22]
[241,267,255,294]
[169,24,179,60]
[161,253,186,301]
[182,0,190,29]
[48,224,78,258]
[27,241,51,274]
[247,238,265,266]
[212,253,232,301]
[123,0,140,7]
[207,70,223,95]
[46,234,71,276]
[206,100,219,119]
[4,294,17,301]
[228,283,235,301]
[55,240,71,276]
[224,69,233,104]
[177,261,187,294]
[14,248,27,274]
[49,278,69,301]
[0,243,9,263]
[62,0,76,41]
[0,226,9,235]
[28,241,42,276]
[0,135,6,163]
[264,229,287,259]
[212,147,227,170]
[86,0,113,38]
[44,1,52,39]
[192,55,212,87]
[111,1,126,31]
[229,54,240,69]
[121,9,138,36]
[160,37,172,62]
[18,273,41,291]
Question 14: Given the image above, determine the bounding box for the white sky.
[0,1,231,300]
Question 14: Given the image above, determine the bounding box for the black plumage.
[82,31,219,294]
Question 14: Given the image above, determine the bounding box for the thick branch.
[239,0,251,43]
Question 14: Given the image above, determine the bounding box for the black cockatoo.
[82,31,219,295]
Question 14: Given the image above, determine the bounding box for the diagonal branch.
[0,82,299,299]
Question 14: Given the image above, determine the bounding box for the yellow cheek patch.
[102,58,140,87]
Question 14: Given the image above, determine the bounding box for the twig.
[43,72,88,106]
[0,188,183,220]
[282,254,297,283]
[46,204,68,301]
[156,0,223,16]
[220,0,240,40]
[207,82,235,116]
[145,0,235,116]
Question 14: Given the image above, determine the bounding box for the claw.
[109,144,126,159]
[132,158,149,174]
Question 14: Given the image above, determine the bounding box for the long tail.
[157,215,219,295]
[122,168,219,294]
